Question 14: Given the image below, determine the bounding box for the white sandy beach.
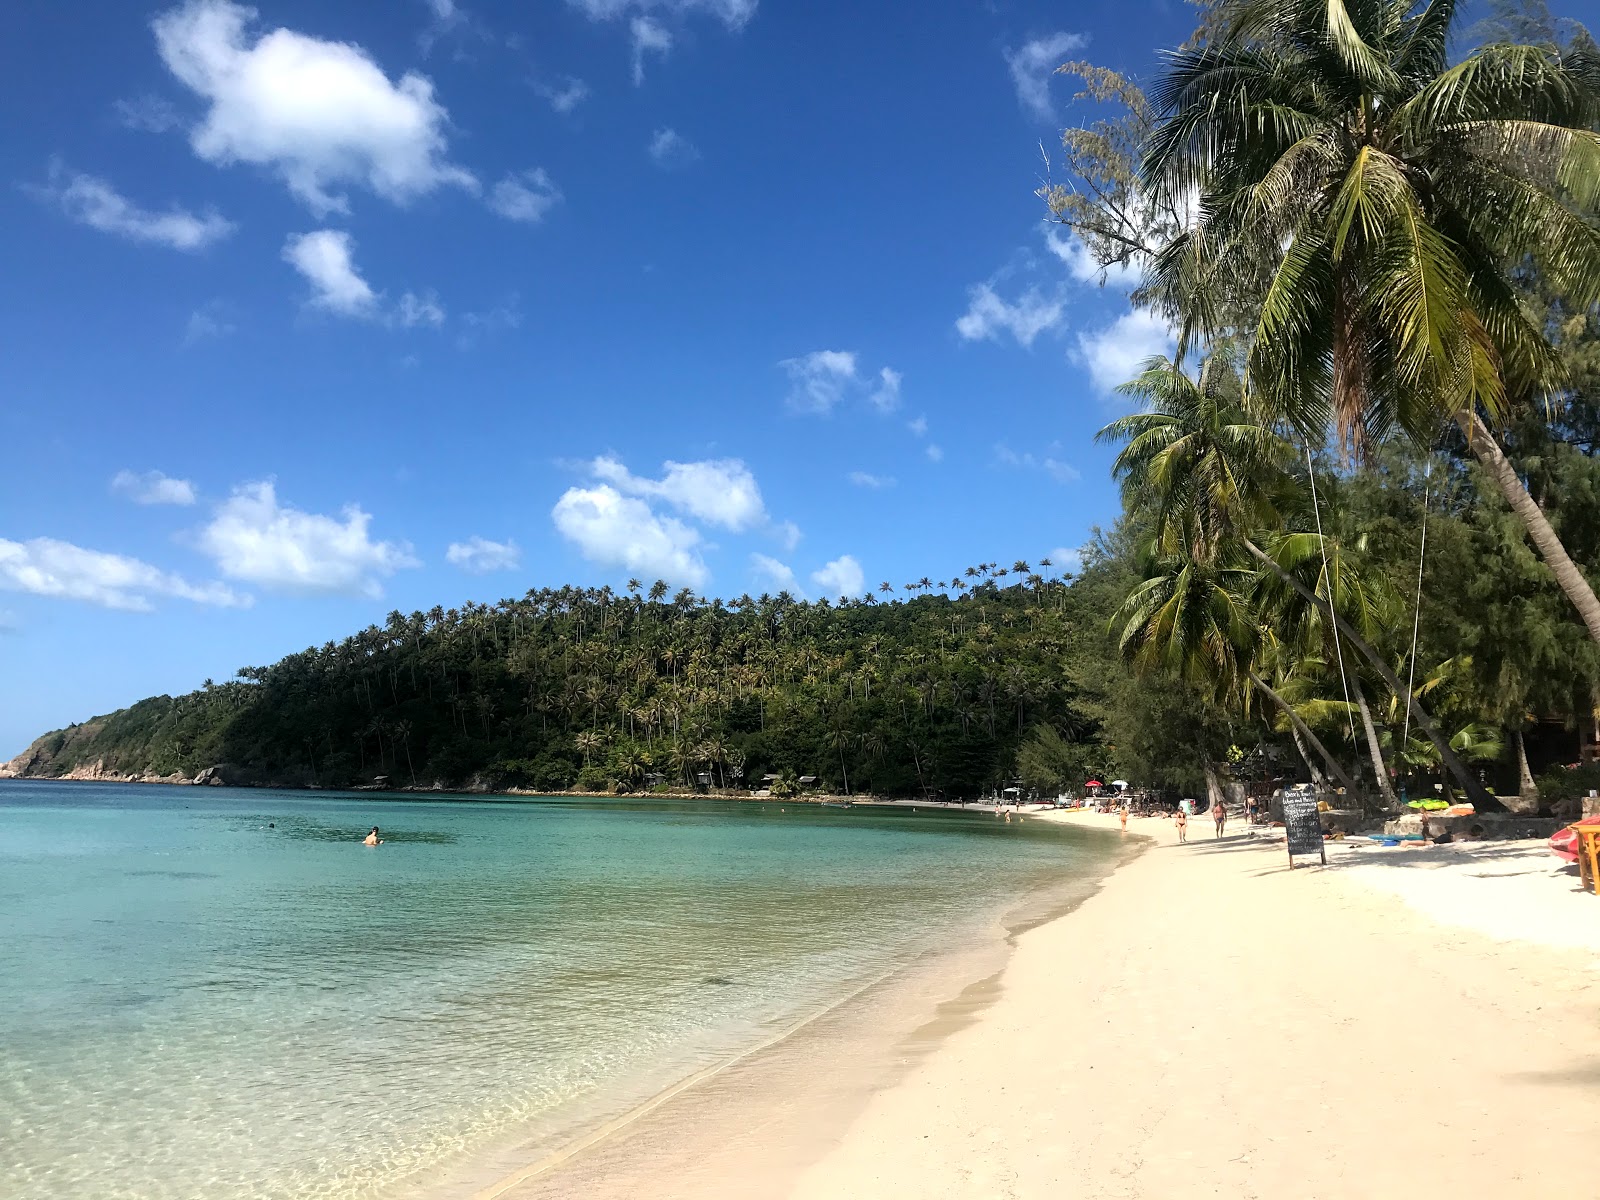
[488,807,1600,1199]
[788,811,1600,1199]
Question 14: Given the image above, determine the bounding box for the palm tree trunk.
[1241,536,1504,812]
[1457,410,1600,645]
[1514,727,1540,809]
[1352,677,1398,809]
[1290,725,1331,790]
[1249,671,1360,796]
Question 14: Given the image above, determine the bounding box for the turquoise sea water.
[0,782,1110,1199]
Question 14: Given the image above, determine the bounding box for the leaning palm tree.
[1142,0,1600,640]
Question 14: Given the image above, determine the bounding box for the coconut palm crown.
[1142,0,1600,450]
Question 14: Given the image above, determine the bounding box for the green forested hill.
[8,569,1128,797]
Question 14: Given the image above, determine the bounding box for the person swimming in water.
[363,826,383,846]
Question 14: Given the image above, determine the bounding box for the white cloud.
[955,283,1064,347]
[1074,309,1176,394]
[994,443,1080,483]
[198,480,418,596]
[446,535,520,573]
[631,16,673,83]
[907,415,928,437]
[750,553,798,594]
[780,350,858,413]
[398,290,445,327]
[114,94,183,132]
[1047,546,1084,574]
[185,301,236,343]
[457,299,522,348]
[283,230,377,316]
[648,126,699,168]
[590,456,768,531]
[774,520,802,552]
[925,444,945,463]
[568,0,757,24]
[1045,228,1141,289]
[552,484,707,587]
[153,0,476,215]
[0,537,246,612]
[811,554,864,599]
[849,471,895,489]
[539,77,589,113]
[869,367,902,413]
[38,166,233,251]
[1004,32,1086,119]
[112,470,198,506]
[488,168,561,222]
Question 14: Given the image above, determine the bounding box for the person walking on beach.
[363,826,383,846]
[1211,800,1227,839]
[1175,807,1187,843]
[1119,805,1128,832]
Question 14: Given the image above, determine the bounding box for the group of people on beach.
[1115,801,1227,842]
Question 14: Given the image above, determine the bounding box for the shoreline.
[453,810,1600,1199]
[396,820,1134,1200]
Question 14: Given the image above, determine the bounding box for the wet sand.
[451,809,1600,1198]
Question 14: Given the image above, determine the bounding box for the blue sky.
[0,0,1196,755]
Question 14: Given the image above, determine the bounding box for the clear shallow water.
[0,782,1109,1200]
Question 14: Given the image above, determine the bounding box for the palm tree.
[1116,552,1361,794]
[1143,0,1600,641]
[1101,351,1499,808]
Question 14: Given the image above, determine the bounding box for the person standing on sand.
[1212,800,1227,839]
[1175,808,1187,843]
[1119,806,1128,832]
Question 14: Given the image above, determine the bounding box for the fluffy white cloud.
[112,470,198,506]
[994,444,1080,483]
[848,471,895,489]
[631,17,672,83]
[648,127,699,168]
[539,77,590,113]
[811,554,864,599]
[907,415,928,437]
[1074,309,1176,394]
[198,480,418,596]
[1004,32,1086,119]
[925,444,945,463]
[750,553,798,594]
[446,535,520,573]
[39,167,233,251]
[283,230,376,316]
[488,168,561,222]
[590,456,768,531]
[780,350,858,414]
[397,290,445,327]
[955,283,1064,347]
[552,484,707,587]
[153,0,476,214]
[0,538,246,612]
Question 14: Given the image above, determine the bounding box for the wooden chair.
[1575,825,1600,895]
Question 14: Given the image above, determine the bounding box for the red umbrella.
[1085,780,1103,787]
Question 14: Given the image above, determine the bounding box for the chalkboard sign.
[1281,785,1326,867]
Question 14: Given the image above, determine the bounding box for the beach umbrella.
[1085,780,1102,787]
[1111,779,1129,789]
